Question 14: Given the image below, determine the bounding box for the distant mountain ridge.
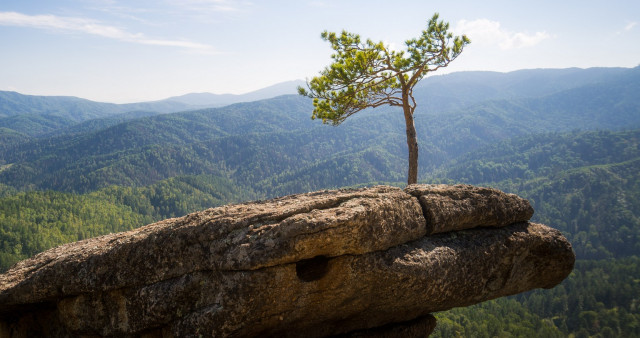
[411,67,632,113]
[163,80,306,107]
[1,66,639,195]
[0,91,190,119]
[2,67,637,137]
[0,80,307,137]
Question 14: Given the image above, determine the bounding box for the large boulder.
[0,184,575,337]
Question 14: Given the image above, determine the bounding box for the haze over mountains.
[0,79,307,137]
[3,66,638,192]
[163,80,307,107]
[1,66,639,336]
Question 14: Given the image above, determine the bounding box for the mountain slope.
[0,91,190,119]
[412,67,630,113]
[1,67,639,194]
[0,174,251,271]
[1,70,640,337]
[440,129,640,183]
[3,67,633,138]
[430,129,640,337]
[2,128,639,337]
[0,91,191,137]
[438,129,640,259]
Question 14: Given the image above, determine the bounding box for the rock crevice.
[0,184,575,337]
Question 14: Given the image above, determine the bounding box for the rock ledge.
[0,184,575,337]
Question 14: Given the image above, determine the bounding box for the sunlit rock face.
[0,184,574,337]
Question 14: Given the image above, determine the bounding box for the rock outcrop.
[0,184,575,337]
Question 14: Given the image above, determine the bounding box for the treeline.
[0,175,251,271]
[440,129,640,184]
[438,129,640,260]
[433,258,640,337]
[0,116,408,196]
[2,67,640,196]
[517,160,640,259]
[430,129,640,337]
[0,85,639,335]
[0,190,152,270]
[1,129,638,338]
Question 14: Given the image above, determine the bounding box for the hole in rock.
[296,255,330,282]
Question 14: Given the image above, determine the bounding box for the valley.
[1,67,639,336]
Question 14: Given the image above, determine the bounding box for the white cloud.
[165,0,239,12]
[0,11,217,53]
[455,19,550,50]
[139,39,212,49]
[615,21,638,35]
[625,22,637,31]
[308,1,329,7]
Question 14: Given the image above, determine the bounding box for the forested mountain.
[437,129,640,259]
[1,67,639,336]
[0,91,194,137]
[0,91,124,119]
[0,80,305,138]
[408,66,630,113]
[0,174,252,269]
[1,128,638,336]
[431,129,640,337]
[440,130,640,183]
[4,128,636,265]
[1,67,639,196]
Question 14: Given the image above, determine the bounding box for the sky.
[1,0,639,103]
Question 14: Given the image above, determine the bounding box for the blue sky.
[1,0,638,103]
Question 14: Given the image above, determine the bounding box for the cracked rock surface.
[0,184,574,337]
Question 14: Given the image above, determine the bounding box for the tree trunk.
[403,106,419,185]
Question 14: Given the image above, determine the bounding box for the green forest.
[1,67,639,337]
[430,129,640,337]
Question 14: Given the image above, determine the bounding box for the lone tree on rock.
[299,13,470,185]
